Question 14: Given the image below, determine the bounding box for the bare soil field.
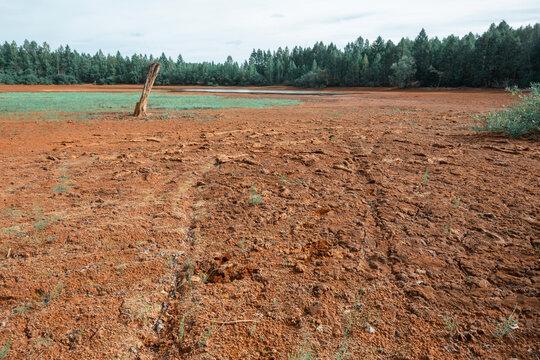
[0,86,538,359]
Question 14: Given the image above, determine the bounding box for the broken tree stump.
[134,62,161,117]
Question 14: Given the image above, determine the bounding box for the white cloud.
[1,0,538,62]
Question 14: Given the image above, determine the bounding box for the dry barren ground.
[0,86,538,359]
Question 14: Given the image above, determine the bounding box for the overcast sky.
[1,0,539,62]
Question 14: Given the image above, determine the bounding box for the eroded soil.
[0,86,538,359]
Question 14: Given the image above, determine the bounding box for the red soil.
[0,86,538,359]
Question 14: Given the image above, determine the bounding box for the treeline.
[1,21,539,88]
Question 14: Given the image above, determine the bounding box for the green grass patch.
[32,207,57,231]
[0,92,301,120]
[1,226,26,237]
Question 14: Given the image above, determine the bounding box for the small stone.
[333,164,353,173]
[312,284,328,297]
[215,154,231,164]
[365,326,375,334]
[294,263,306,273]
[476,278,491,288]
[307,303,323,316]
[280,188,291,197]
[155,321,164,333]
[444,345,459,353]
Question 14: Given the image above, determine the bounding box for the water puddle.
[172,88,352,95]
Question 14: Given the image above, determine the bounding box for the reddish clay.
[0,86,538,359]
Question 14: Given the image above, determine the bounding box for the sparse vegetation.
[53,166,74,192]
[0,339,11,359]
[348,294,379,331]
[200,322,214,347]
[492,306,519,338]
[288,342,317,360]
[185,257,195,285]
[1,206,24,218]
[178,315,185,345]
[444,223,452,235]
[443,314,459,337]
[334,304,358,360]
[39,282,63,306]
[249,323,257,336]
[167,255,175,268]
[13,305,30,315]
[335,324,351,360]
[1,225,25,237]
[249,184,263,205]
[32,207,58,231]
[238,236,246,252]
[475,83,540,138]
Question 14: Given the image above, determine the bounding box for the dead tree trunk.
[134,62,161,117]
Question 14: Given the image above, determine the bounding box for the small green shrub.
[33,207,58,231]
[288,342,317,360]
[248,185,263,205]
[492,306,519,338]
[200,322,213,346]
[39,282,63,306]
[475,83,540,138]
[294,69,328,88]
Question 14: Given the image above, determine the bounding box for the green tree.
[412,28,432,85]
[390,55,416,88]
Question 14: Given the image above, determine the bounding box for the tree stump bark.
[134,62,161,117]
